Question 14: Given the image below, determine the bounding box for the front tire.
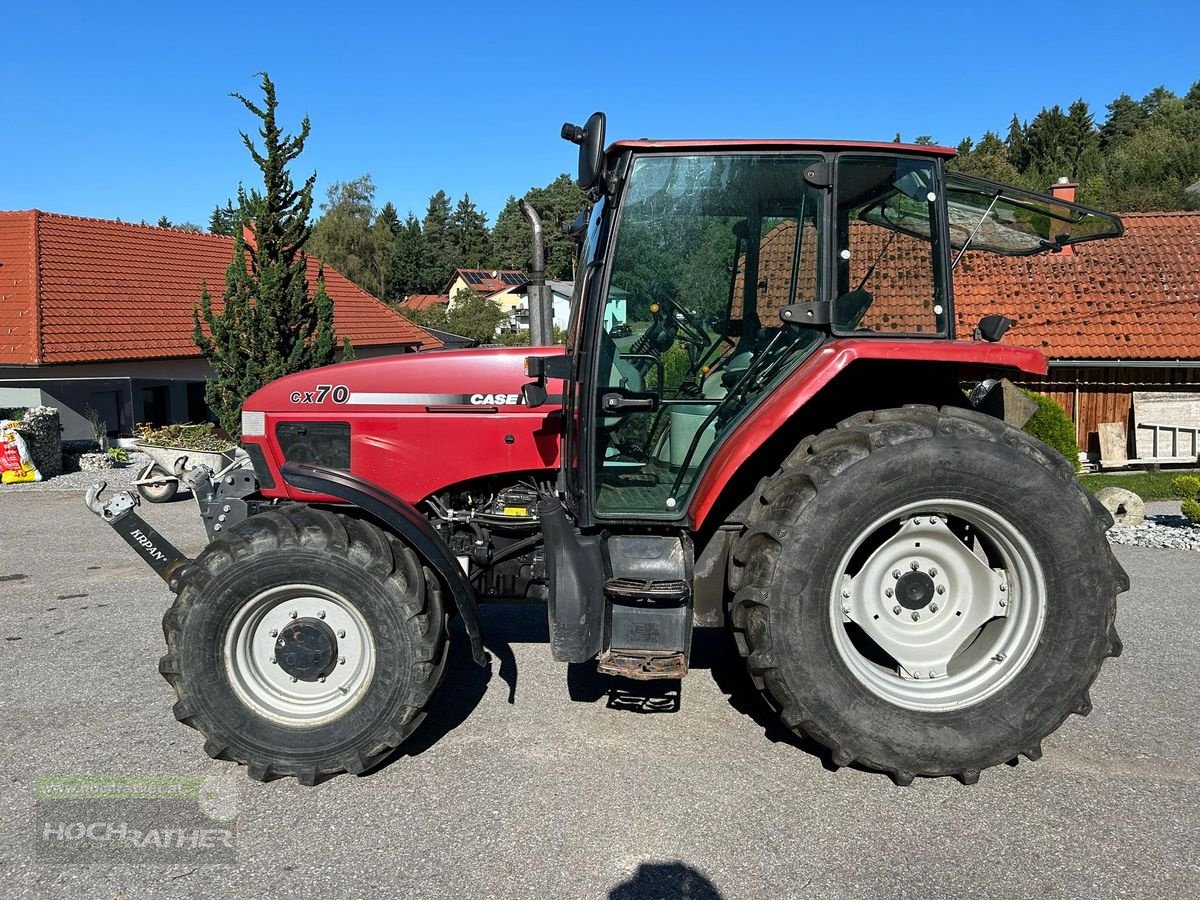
[160,506,448,784]
[730,406,1127,784]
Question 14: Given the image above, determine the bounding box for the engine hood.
[246,346,568,413]
[241,346,568,505]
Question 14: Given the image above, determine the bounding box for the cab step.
[604,577,689,602]
[596,650,687,680]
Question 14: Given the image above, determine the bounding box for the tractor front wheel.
[730,405,1126,784]
[160,506,448,784]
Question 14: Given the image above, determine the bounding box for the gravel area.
[1105,500,1200,551]
[0,452,152,493]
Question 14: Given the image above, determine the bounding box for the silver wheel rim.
[830,499,1046,712]
[223,584,376,726]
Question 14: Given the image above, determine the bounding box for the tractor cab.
[540,114,1122,528]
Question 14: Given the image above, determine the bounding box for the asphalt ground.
[0,490,1197,899]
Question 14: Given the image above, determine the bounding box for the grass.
[1078,470,1192,500]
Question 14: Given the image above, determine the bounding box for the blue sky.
[3,1,1197,228]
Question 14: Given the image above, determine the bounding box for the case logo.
[470,393,522,405]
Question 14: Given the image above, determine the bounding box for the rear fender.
[280,461,486,667]
[687,338,1048,530]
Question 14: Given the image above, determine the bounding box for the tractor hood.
[245,346,567,413]
[241,346,567,505]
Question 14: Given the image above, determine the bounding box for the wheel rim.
[830,499,1046,712]
[223,584,376,726]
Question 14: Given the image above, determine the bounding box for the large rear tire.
[159,505,448,784]
[729,406,1127,784]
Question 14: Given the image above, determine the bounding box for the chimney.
[1049,177,1077,256]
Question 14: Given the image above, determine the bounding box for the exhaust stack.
[519,199,554,345]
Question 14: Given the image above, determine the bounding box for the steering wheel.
[656,293,710,345]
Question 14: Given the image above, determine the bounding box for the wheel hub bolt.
[337,630,346,639]
[910,561,920,570]
[269,657,276,664]
[289,610,298,619]
[911,611,921,621]
[929,517,938,525]
[290,676,298,683]
[842,588,850,599]
[1000,583,1007,592]
[842,605,850,615]
[269,629,278,637]
[319,675,327,683]
[936,585,945,595]
[318,610,326,619]
[893,605,901,615]
[930,603,939,613]
[338,656,346,665]
[999,598,1007,607]
[892,570,901,579]
[928,567,938,577]
[885,587,894,597]
[277,639,285,648]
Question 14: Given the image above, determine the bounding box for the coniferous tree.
[421,190,455,291]
[389,213,427,301]
[490,196,529,270]
[209,199,239,235]
[450,193,491,268]
[192,72,343,439]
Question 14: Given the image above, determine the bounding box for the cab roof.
[608,138,957,157]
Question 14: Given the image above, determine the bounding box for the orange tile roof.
[0,210,440,365]
[952,212,1200,360]
[398,293,448,312]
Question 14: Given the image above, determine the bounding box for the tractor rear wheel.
[730,405,1126,785]
[159,505,448,784]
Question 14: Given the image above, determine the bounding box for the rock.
[18,406,63,477]
[77,452,115,471]
[1095,486,1146,526]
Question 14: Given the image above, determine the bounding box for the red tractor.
[89,113,1128,786]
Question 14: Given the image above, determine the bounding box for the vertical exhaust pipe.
[519,199,553,346]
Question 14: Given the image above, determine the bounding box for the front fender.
[281,461,486,667]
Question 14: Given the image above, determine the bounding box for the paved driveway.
[0,491,1197,898]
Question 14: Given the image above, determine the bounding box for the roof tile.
[0,210,441,365]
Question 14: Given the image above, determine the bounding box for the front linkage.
[85,456,263,591]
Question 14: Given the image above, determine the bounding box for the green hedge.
[1021,391,1079,473]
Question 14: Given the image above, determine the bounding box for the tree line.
[937,81,1200,212]
[208,172,588,306]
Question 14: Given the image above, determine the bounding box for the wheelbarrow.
[133,442,240,502]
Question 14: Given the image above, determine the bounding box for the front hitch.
[84,482,193,592]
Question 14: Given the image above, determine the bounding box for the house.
[737,178,1200,463]
[508,279,575,334]
[444,268,528,319]
[953,184,1200,462]
[0,211,441,440]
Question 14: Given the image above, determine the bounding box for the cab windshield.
[592,153,826,517]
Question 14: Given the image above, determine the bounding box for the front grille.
[275,422,351,470]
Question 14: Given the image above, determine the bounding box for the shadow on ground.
[608,862,722,899]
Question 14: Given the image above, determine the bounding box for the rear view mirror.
[521,382,548,409]
[562,112,606,192]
